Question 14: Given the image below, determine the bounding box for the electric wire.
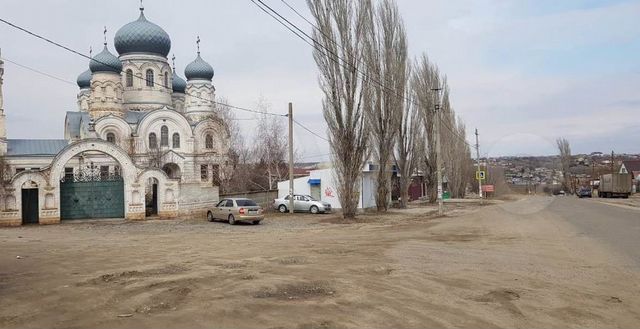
[0,17,284,118]
[2,57,76,86]
[253,0,474,147]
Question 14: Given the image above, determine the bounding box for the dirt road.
[1,197,639,328]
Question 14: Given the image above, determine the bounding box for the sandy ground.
[1,197,639,328]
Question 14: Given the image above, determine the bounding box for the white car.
[273,195,332,214]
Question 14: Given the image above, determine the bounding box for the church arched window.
[160,125,169,146]
[164,74,169,89]
[172,133,180,148]
[149,133,157,149]
[205,134,213,149]
[146,69,154,87]
[126,69,133,87]
[106,132,116,143]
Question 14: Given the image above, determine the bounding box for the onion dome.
[89,45,122,73]
[76,68,92,88]
[172,73,186,93]
[114,8,171,57]
[184,54,214,81]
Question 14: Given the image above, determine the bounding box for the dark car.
[577,187,592,198]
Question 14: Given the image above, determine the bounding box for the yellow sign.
[476,171,486,180]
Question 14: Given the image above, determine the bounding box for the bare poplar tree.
[394,63,423,208]
[365,0,408,211]
[412,54,440,202]
[556,137,572,194]
[440,86,472,198]
[308,0,372,219]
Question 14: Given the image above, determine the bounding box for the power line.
[1,15,330,148]
[256,0,473,148]
[293,118,329,142]
[2,57,76,86]
[0,17,284,118]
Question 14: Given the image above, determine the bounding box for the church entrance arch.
[49,139,137,220]
[60,161,124,219]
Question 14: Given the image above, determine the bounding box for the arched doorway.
[59,158,125,220]
[145,177,159,217]
[21,180,39,224]
[48,139,140,220]
[162,163,181,180]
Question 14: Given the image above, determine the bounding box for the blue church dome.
[184,54,214,81]
[114,9,171,57]
[76,68,92,88]
[89,45,122,73]
[172,72,187,93]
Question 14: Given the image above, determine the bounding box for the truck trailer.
[598,173,632,198]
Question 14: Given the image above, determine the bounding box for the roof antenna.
[89,46,93,58]
[196,35,201,56]
[140,0,144,12]
[103,26,107,46]
[172,54,176,72]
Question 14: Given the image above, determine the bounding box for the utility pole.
[432,88,443,216]
[475,128,483,200]
[610,150,615,175]
[288,103,294,214]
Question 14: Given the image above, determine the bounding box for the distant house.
[619,160,640,193]
[277,162,388,210]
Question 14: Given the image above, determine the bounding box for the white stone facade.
[0,8,229,226]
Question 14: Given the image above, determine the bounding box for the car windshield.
[305,195,318,201]
[236,199,257,207]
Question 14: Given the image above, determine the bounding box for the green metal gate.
[60,168,124,220]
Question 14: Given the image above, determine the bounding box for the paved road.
[548,196,640,266]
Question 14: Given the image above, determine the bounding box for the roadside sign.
[482,185,495,192]
[476,171,486,180]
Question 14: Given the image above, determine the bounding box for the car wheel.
[278,205,288,213]
[228,214,236,225]
[252,220,261,225]
[207,211,214,222]
[310,205,319,214]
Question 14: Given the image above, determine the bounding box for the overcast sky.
[1,0,638,159]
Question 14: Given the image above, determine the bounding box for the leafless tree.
[440,86,473,198]
[308,0,372,219]
[213,97,244,193]
[365,0,408,211]
[556,137,572,193]
[394,64,423,208]
[412,54,440,202]
[253,99,287,190]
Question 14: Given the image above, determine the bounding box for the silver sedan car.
[273,194,332,214]
[207,198,264,225]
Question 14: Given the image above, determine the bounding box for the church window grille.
[205,134,213,149]
[106,132,116,143]
[149,133,157,149]
[172,133,180,148]
[164,74,169,89]
[126,69,133,87]
[161,126,169,146]
[146,69,154,87]
[200,164,208,182]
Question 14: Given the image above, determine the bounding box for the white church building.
[0,5,229,226]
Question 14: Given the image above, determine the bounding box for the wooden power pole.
[288,103,294,214]
[475,128,483,200]
[432,87,444,216]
